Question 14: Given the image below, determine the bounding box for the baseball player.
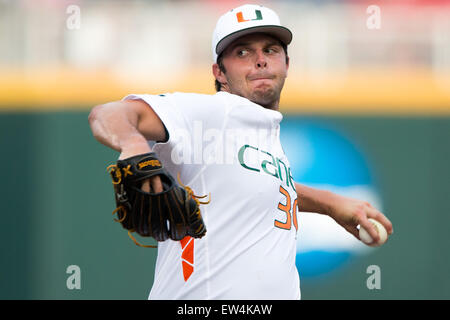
[89,4,393,299]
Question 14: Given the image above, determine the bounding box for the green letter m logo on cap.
[236,10,262,23]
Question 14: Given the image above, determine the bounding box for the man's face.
[213,33,289,110]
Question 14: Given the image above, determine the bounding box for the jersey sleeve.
[122,93,185,143]
[123,92,227,140]
[122,92,228,168]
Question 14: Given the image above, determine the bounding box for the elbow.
[88,104,103,127]
[88,104,106,141]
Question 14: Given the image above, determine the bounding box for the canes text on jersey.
[238,144,296,193]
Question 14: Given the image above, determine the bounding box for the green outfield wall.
[0,111,449,299]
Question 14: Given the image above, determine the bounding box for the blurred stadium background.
[0,0,449,299]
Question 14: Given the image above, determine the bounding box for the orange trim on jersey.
[180,236,194,281]
[180,236,191,249]
[182,239,194,263]
[181,261,194,281]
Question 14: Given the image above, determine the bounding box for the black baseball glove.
[107,152,208,247]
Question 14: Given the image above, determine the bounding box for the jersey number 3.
[275,185,298,231]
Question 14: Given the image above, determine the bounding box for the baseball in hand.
[359,218,388,246]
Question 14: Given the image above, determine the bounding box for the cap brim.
[215,25,292,59]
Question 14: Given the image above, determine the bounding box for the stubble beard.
[224,75,286,110]
[249,87,279,110]
[247,78,285,110]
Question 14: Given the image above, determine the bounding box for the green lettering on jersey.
[277,158,289,187]
[238,144,260,172]
[288,167,296,193]
[261,150,279,179]
[238,143,296,193]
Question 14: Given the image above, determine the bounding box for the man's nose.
[255,51,267,68]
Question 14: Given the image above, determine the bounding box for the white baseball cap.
[212,4,292,62]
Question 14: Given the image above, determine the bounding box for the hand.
[327,193,393,243]
[141,176,164,193]
[118,135,152,160]
[119,139,163,193]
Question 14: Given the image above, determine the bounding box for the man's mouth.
[248,74,275,81]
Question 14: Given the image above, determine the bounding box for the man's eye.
[265,47,277,54]
[237,49,248,57]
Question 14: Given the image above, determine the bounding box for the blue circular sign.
[280,118,382,278]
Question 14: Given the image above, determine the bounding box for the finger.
[344,225,360,241]
[359,216,380,243]
[366,207,394,235]
[151,175,164,193]
[141,179,151,193]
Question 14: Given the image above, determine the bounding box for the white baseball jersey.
[123,92,300,300]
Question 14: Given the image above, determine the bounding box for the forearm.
[295,182,393,240]
[88,102,150,156]
[294,182,336,215]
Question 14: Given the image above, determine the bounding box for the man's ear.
[285,55,290,77]
[212,63,227,86]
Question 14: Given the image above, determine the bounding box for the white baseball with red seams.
[359,218,388,246]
